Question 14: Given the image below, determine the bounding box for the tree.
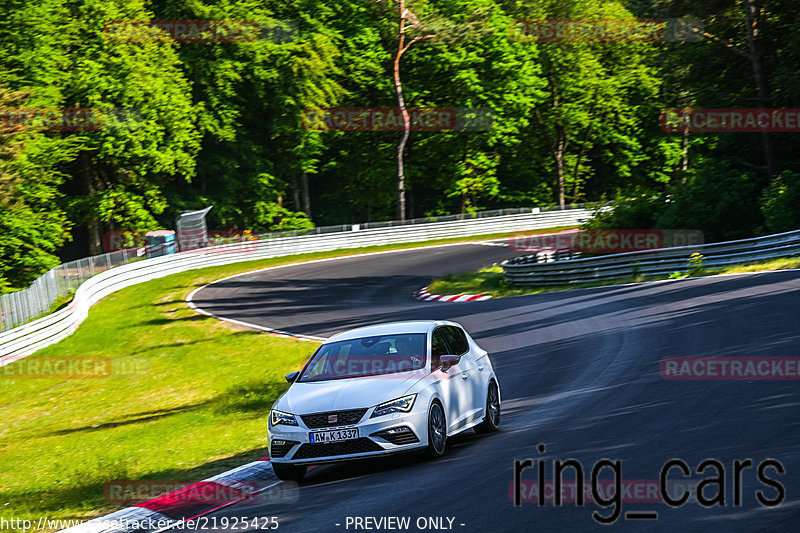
[147,0,343,231]
[390,1,437,220]
[0,87,78,290]
[518,0,663,207]
[61,0,201,254]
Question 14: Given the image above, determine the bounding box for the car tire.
[424,401,447,458]
[474,380,500,434]
[272,463,307,481]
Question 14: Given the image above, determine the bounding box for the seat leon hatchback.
[267,320,501,480]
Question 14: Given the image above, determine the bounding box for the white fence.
[0,207,590,361]
[502,228,800,285]
[0,205,591,334]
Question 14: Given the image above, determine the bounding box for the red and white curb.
[413,287,491,302]
[60,459,281,533]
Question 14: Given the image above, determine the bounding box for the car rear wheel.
[474,380,500,434]
[272,463,307,481]
[424,401,447,458]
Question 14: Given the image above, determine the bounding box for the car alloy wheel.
[475,380,500,434]
[425,401,446,458]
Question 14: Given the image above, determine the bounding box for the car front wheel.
[424,401,447,458]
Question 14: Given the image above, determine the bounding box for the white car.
[268,320,501,480]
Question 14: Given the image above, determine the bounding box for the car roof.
[326,320,456,342]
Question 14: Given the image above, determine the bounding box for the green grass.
[0,227,579,529]
[428,256,800,298]
[0,268,313,528]
[715,256,800,274]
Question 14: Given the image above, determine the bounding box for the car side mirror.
[285,371,299,383]
[439,355,460,372]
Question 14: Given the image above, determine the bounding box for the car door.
[441,325,484,428]
[432,325,476,432]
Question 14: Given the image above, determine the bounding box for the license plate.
[309,428,358,444]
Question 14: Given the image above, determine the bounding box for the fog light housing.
[371,426,419,445]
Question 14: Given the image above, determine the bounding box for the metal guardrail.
[502,228,800,286]
[0,204,597,334]
[0,207,590,360]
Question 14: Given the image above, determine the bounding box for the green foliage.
[687,252,704,276]
[585,162,763,243]
[761,171,800,234]
[584,192,666,230]
[447,152,501,213]
[0,88,78,291]
[1,0,800,290]
[657,163,762,242]
[630,260,641,278]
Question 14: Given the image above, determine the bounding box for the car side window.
[431,328,450,369]
[432,329,450,356]
[442,326,469,355]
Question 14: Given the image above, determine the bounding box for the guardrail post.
[1,294,9,332]
[61,263,69,297]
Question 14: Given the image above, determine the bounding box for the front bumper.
[269,408,428,465]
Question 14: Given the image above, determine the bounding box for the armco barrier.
[0,205,596,333]
[502,228,800,286]
[0,208,589,360]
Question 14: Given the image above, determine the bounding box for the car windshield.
[297,333,427,382]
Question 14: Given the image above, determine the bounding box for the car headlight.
[371,394,417,418]
[270,409,298,426]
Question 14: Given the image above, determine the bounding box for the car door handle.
[461,373,468,379]
[478,365,484,371]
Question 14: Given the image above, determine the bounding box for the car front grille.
[301,408,368,429]
[293,438,383,459]
[270,439,299,458]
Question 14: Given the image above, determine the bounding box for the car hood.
[278,372,426,414]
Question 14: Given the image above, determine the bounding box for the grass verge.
[428,256,800,298]
[0,227,575,529]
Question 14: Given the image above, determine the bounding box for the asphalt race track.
[191,243,800,532]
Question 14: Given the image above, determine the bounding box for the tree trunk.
[394,4,411,221]
[571,126,592,201]
[80,153,102,256]
[680,126,689,175]
[743,0,777,179]
[301,171,312,219]
[291,174,301,212]
[390,1,436,221]
[555,129,566,208]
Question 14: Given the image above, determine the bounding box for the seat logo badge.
[328,414,338,424]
